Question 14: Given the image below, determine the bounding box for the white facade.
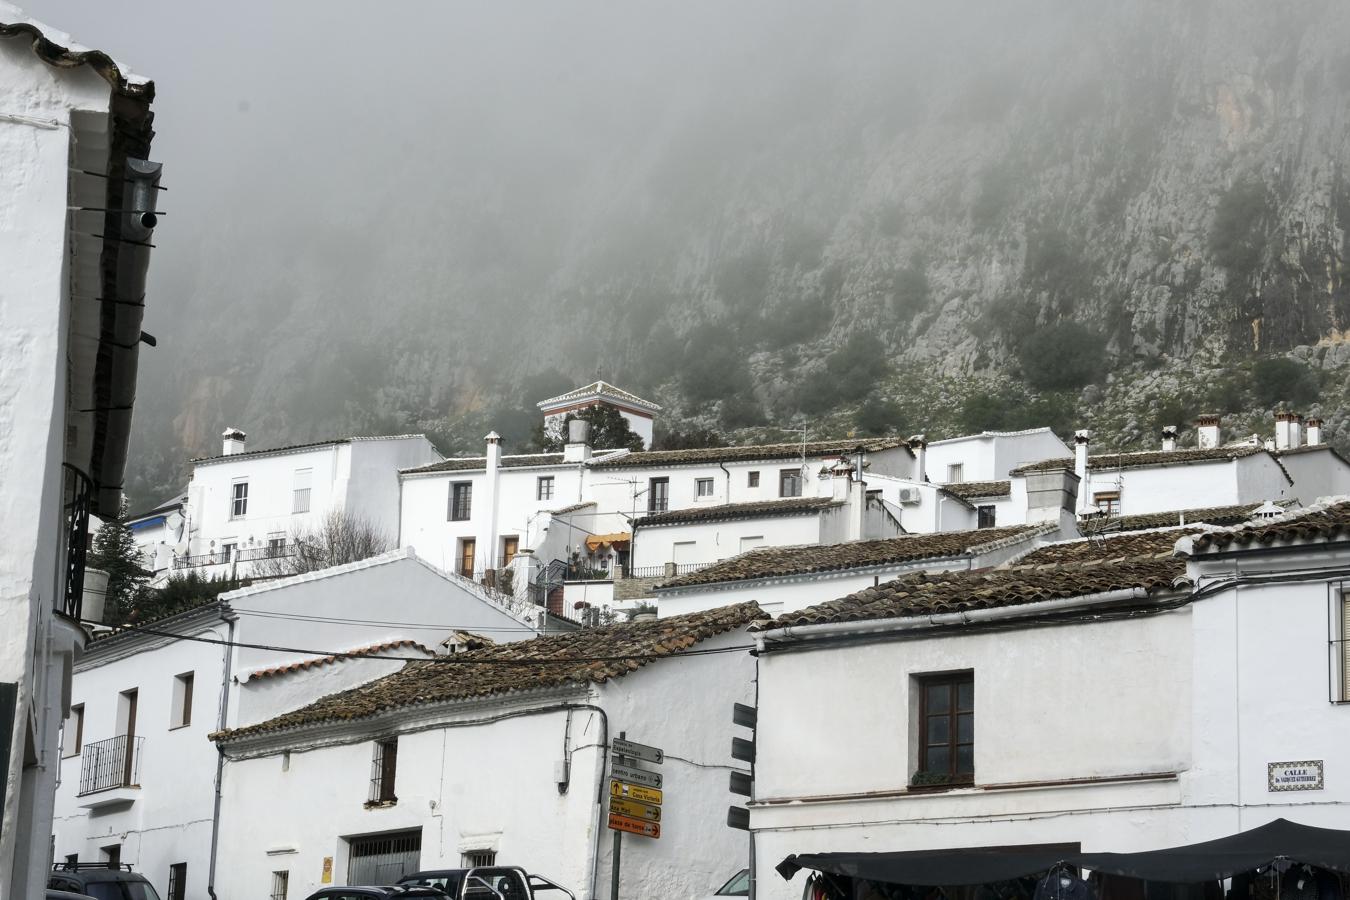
[213,627,756,900]
[181,434,440,577]
[51,551,538,900]
[0,10,157,897]
[126,497,187,577]
[748,530,1350,900]
[1076,453,1294,516]
[923,428,1072,484]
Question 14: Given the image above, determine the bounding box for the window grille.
[462,850,497,868]
[292,468,312,513]
[370,738,398,803]
[947,464,964,484]
[269,871,288,900]
[348,831,422,885]
[648,478,669,512]
[977,505,996,529]
[168,863,186,900]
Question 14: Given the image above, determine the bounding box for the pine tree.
[88,500,150,624]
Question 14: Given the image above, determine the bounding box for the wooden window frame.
[914,671,974,787]
[536,476,555,501]
[458,539,476,579]
[501,536,519,567]
[779,468,803,498]
[747,471,760,488]
[1093,491,1121,516]
[977,505,996,529]
[64,704,84,758]
[648,477,669,513]
[449,482,473,521]
[368,738,398,805]
[172,672,194,729]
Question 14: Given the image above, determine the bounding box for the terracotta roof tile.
[941,481,1011,500]
[1016,529,1195,565]
[591,438,912,469]
[1084,502,1292,533]
[246,640,433,681]
[1187,499,1350,553]
[213,602,761,742]
[636,497,841,528]
[403,453,567,474]
[659,526,1045,590]
[754,556,1188,632]
[1010,445,1267,476]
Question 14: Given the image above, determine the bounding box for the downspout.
[207,611,236,900]
[719,461,732,504]
[584,704,610,900]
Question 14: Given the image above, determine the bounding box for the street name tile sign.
[612,738,664,764]
[610,779,663,805]
[610,796,661,822]
[1268,760,1324,792]
[612,762,662,789]
[608,812,661,839]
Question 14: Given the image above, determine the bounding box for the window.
[648,477,669,513]
[220,542,237,563]
[977,505,996,529]
[779,468,802,498]
[171,672,194,729]
[369,738,398,804]
[537,475,555,501]
[65,854,78,867]
[915,672,974,786]
[462,850,497,868]
[946,463,964,484]
[168,863,186,900]
[103,845,121,867]
[1338,590,1350,702]
[267,537,286,557]
[458,539,476,578]
[1093,491,1121,516]
[501,536,519,567]
[269,871,289,900]
[231,481,248,518]
[747,471,760,488]
[695,477,714,498]
[449,482,473,521]
[64,704,83,758]
[292,468,312,514]
[739,535,765,553]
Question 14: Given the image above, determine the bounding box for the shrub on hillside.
[1017,322,1106,390]
[1252,358,1319,407]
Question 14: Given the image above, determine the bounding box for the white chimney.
[482,432,502,570]
[1307,417,1324,445]
[1195,415,1221,449]
[221,427,247,456]
[1073,430,1090,513]
[1291,414,1303,449]
[907,434,928,482]
[830,457,853,501]
[1025,467,1082,537]
[1161,425,1178,452]
[563,418,592,463]
[1274,412,1294,451]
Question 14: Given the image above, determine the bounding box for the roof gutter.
[754,586,1170,652]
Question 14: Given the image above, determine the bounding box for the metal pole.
[609,731,625,900]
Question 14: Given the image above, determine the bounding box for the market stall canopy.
[778,820,1350,886]
[585,532,630,551]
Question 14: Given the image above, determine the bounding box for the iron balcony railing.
[173,542,294,569]
[60,464,94,621]
[78,734,143,796]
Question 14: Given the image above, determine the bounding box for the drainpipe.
[719,461,732,504]
[207,611,236,900]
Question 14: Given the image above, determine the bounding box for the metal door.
[347,830,421,885]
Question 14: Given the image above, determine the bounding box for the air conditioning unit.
[897,487,921,505]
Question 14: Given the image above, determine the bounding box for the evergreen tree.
[87,501,149,624]
[533,406,645,452]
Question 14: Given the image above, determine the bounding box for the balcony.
[173,542,295,570]
[76,735,143,809]
[60,464,94,621]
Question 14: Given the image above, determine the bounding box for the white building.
[51,549,539,900]
[177,430,441,578]
[209,603,762,900]
[0,9,159,896]
[921,427,1071,485]
[537,380,661,449]
[125,494,188,578]
[746,502,1350,900]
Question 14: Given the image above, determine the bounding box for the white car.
[696,869,749,899]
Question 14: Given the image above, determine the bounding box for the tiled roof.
[245,640,433,682]
[1086,502,1291,533]
[1186,499,1350,553]
[753,556,1188,631]
[192,433,431,464]
[550,501,596,516]
[658,526,1044,590]
[538,381,661,412]
[592,438,911,469]
[929,427,1061,444]
[1010,445,1267,476]
[941,481,1011,500]
[212,602,761,742]
[403,453,567,475]
[635,497,841,528]
[1016,528,1195,565]
[0,7,152,97]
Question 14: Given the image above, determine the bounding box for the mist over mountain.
[29,0,1350,506]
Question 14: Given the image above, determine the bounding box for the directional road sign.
[610,779,663,806]
[612,762,662,789]
[608,813,661,839]
[612,738,664,764]
[610,797,661,822]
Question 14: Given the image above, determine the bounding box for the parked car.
[48,864,161,900]
[303,887,450,900]
[696,868,750,898]
[397,867,574,899]
[47,890,97,900]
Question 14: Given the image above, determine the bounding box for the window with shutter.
[1342,592,1350,701]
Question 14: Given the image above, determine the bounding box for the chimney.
[830,456,853,501]
[564,418,592,463]
[1307,417,1324,445]
[1161,425,1178,452]
[1025,467,1081,537]
[907,434,928,482]
[1291,414,1303,449]
[1073,430,1090,513]
[1195,415,1221,449]
[221,427,247,456]
[482,432,502,571]
[1274,411,1294,451]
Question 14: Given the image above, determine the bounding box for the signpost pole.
[610,731,625,900]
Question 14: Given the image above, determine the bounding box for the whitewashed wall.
[924,430,1070,483]
[632,515,823,569]
[1276,449,1350,505]
[1079,455,1293,516]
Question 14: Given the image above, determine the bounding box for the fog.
[21,0,1345,503]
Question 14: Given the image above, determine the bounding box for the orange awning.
[585,532,631,551]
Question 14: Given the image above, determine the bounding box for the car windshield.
[715,869,750,896]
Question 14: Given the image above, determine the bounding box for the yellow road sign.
[610,796,661,822]
[608,812,661,839]
[610,779,663,806]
